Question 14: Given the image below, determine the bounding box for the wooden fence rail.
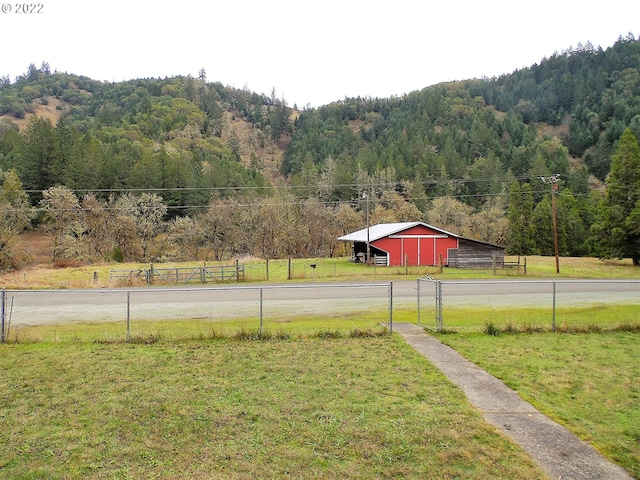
[110,263,245,285]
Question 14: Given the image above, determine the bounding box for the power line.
[21,174,556,196]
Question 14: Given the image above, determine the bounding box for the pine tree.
[506,182,536,255]
[18,116,58,199]
[599,128,640,265]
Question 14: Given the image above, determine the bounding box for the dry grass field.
[2,231,638,290]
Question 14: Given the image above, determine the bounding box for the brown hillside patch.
[222,111,289,184]
[5,97,68,130]
[538,121,570,141]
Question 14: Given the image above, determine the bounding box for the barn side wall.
[373,227,459,266]
[447,238,505,268]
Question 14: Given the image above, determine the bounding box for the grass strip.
[423,304,640,333]
[437,331,640,478]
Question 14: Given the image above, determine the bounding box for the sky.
[1,0,639,108]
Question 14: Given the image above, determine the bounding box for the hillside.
[2,36,639,200]
[0,35,639,266]
[0,72,291,210]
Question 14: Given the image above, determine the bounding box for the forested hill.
[0,69,293,209]
[0,34,639,266]
[283,34,640,193]
[1,35,639,205]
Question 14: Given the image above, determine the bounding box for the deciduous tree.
[114,193,167,261]
[0,169,34,270]
[39,186,82,261]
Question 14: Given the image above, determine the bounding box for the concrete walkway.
[393,322,633,480]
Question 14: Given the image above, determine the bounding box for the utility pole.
[540,174,561,274]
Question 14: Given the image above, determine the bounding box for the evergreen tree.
[597,128,640,265]
[532,196,555,255]
[18,116,58,199]
[506,182,536,255]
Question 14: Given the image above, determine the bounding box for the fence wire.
[417,279,640,332]
[0,283,393,343]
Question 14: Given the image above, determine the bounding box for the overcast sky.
[1,0,639,108]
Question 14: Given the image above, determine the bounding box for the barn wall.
[447,238,505,268]
[372,225,459,266]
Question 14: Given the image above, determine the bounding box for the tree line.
[0,126,638,269]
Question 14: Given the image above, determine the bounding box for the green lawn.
[437,331,640,478]
[0,337,546,479]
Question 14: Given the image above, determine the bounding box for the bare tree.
[167,216,207,260]
[468,197,508,245]
[39,186,82,261]
[114,193,167,261]
[425,197,473,236]
[326,202,361,258]
[80,193,114,260]
[199,198,242,261]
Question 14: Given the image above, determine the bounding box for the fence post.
[552,280,557,332]
[259,288,263,336]
[266,258,269,281]
[126,291,131,343]
[436,280,443,332]
[388,281,393,334]
[1,288,5,343]
[149,263,154,285]
[417,278,421,326]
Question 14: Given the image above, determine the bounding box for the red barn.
[338,222,505,267]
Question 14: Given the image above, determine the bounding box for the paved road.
[3,279,639,326]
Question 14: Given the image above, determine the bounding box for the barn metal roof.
[337,222,460,242]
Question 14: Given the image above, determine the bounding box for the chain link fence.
[0,283,394,343]
[2,279,639,342]
[417,278,640,332]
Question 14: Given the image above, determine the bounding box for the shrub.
[112,246,124,263]
[484,322,501,336]
[349,327,389,338]
[313,329,343,339]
